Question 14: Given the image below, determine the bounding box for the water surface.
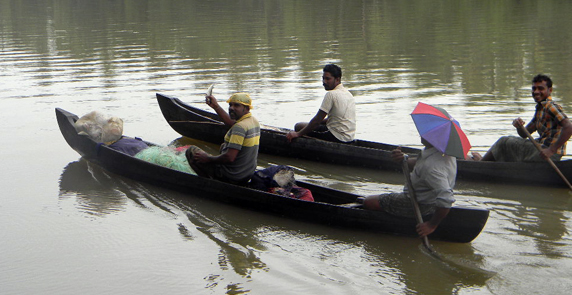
[2,0,572,294]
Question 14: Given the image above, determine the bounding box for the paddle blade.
[418,243,496,279]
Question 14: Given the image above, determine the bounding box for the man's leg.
[471,150,495,161]
[185,146,213,178]
[363,193,434,217]
[363,194,383,211]
[294,122,308,132]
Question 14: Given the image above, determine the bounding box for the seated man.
[286,64,356,143]
[185,93,260,185]
[473,74,572,162]
[363,139,456,237]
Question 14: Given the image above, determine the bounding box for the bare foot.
[469,152,482,161]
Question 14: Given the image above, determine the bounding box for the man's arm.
[193,148,239,164]
[541,118,572,159]
[286,110,328,142]
[391,147,417,170]
[206,95,235,127]
[514,117,536,138]
[416,207,450,237]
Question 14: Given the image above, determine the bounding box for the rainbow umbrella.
[410,102,471,159]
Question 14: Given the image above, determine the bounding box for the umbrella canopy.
[410,102,471,159]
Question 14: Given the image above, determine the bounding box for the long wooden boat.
[156,93,572,187]
[56,107,489,243]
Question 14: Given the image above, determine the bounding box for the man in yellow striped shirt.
[186,93,260,185]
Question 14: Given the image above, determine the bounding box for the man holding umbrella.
[363,102,471,237]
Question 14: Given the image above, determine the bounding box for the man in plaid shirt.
[473,74,572,162]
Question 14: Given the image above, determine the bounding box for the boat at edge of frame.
[156,93,572,188]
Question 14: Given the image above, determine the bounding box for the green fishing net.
[135,146,196,175]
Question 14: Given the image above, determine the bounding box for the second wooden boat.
[156,93,572,187]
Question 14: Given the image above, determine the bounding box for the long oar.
[401,155,435,253]
[518,125,572,191]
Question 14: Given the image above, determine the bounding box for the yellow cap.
[226,93,253,109]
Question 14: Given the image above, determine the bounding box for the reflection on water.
[59,160,127,216]
[465,180,572,260]
[491,200,570,259]
[185,211,267,277]
[54,127,572,293]
[517,207,568,258]
[138,136,572,292]
[57,156,496,293]
[58,158,269,291]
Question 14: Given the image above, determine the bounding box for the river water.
[2,0,572,294]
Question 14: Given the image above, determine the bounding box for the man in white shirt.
[286,64,356,143]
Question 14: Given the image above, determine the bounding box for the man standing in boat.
[472,74,572,162]
[185,93,260,185]
[362,140,457,238]
[286,64,356,143]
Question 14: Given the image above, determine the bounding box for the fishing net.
[135,146,196,175]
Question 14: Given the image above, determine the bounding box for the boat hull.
[56,107,489,243]
[156,93,572,187]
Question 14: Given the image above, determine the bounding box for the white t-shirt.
[319,83,356,142]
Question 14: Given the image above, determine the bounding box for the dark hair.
[323,64,342,79]
[532,74,552,88]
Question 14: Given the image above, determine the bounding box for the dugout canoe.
[156,93,572,187]
[56,107,489,243]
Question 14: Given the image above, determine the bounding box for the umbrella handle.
[401,155,434,252]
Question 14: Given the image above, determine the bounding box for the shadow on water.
[59,160,127,216]
[420,242,497,280]
[58,158,496,293]
[59,159,267,280]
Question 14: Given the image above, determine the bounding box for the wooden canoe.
[56,107,489,243]
[156,93,572,187]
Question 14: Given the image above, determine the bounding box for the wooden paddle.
[401,155,435,253]
[518,125,572,191]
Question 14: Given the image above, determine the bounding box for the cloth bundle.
[250,165,314,201]
[74,111,123,143]
[108,137,149,156]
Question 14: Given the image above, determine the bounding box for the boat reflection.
[58,158,268,279]
[59,159,127,216]
[57,156,493,291]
